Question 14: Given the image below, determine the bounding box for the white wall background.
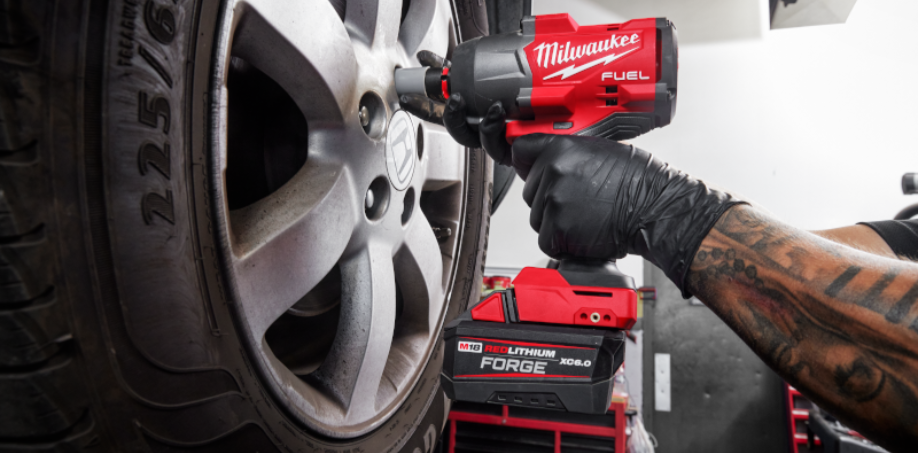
[486,0,918,287]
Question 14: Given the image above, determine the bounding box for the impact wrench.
[394,14,678,414]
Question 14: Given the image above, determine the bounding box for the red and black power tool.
[394,13,677,142]
[441,260,637,414]
[398,14,677,415]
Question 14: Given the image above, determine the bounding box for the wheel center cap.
[385,110,416,191]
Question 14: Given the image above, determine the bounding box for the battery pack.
[441,320,626,415]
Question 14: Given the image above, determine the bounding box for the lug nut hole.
[401,187,415,225]
[416,123,424,160]
[365,176,390,220]
[359,92,387,139]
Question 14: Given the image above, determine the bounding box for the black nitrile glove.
[513,134,745,297]
[441,94,512,166]
[399,51,511,165]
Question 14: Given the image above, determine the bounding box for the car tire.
[0,0,494,451]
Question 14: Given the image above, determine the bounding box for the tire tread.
[0,0,94,449]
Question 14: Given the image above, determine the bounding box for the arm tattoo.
[688,205,918,452]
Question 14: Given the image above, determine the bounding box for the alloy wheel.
[210,0,468,438]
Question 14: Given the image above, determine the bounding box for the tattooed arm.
[811,225,898,259]
[689,205,918,452]
[510,135,916,450]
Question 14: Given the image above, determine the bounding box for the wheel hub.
[386,110,417,191]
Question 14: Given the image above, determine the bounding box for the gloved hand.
[398,51,512,166]
[512,134,745,297]
[441,95,512,167]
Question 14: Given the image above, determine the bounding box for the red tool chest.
[445,400,627,453]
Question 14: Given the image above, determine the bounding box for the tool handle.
[557,258,619,274]
[551,259,635,290]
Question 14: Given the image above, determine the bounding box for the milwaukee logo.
[458,341,482,353]
[533,33,641,80]
[543,48,639,80]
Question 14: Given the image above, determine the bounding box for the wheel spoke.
[398,0,452,58]
[310,242,396,421]
[421,123,466,191]
[233,0,358,124]
[230,163,358,339]
[345,0,403,50]
[396,212,446,332]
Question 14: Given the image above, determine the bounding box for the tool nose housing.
[394,66,449,101]
[394,67,428,97]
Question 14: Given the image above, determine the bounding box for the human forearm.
[687,205,918,452]
[811,225,898,259]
